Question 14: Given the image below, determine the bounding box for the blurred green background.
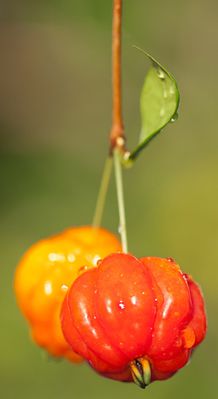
[0,0,217,398]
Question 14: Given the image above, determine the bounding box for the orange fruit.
[14,226,121,362]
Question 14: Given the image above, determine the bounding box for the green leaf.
[127,50,180,162]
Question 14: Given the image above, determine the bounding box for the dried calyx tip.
[130,358,151,389]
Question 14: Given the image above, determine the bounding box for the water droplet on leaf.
[156,67,165,80]
[170,112,179,123]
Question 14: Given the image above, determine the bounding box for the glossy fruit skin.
[14,226,121,362]
[61,253,206,382]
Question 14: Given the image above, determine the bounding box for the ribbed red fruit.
[61,253,206,388]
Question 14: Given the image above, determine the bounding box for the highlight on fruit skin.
[14,226,121,362]
[61,253,207,387]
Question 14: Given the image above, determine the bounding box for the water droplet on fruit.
[118,301,125,310]
[44,281,52,295]
[93,255,101,266]
[48,253,65,262]
[79,265,89,274]
[166,257,175,262]
[68,253,76,262]
[131,296,137,305]
[61,284,68,292]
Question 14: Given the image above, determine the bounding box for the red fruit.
[61,253,207,388]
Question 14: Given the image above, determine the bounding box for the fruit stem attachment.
[114,148,128,253]
[130,358,151,389]
[109,0,125,152]
[92,157,113,228]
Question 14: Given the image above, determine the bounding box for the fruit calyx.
[130,357,151,389]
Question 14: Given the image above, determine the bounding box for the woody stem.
[109,0,125,152]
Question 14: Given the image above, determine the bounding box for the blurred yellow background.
[0,1,217,398]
